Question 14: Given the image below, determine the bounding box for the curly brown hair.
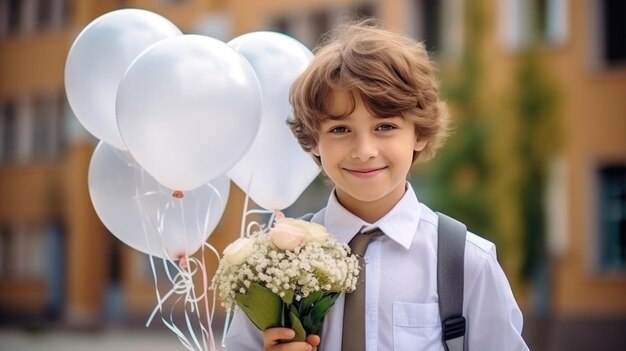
[288,20,449,166]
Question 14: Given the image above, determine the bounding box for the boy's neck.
[334,183,408,224]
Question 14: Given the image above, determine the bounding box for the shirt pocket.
[392,302,443,351]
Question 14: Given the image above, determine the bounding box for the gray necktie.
[342,227,384,351]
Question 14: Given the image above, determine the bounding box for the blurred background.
[0,0,625,350]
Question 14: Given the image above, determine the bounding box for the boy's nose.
[350,135,378,160]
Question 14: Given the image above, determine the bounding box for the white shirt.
[224,184,529,351]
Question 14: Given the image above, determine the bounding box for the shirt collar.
[323,182,422,250]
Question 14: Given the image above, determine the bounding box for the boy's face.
[313,90,427,216]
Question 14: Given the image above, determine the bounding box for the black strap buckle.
[442,316,466,340]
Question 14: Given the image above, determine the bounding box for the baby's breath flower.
[210,218,360,311]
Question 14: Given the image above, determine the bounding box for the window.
[0,101,17,163]
[0,225,7,277]
[6,0,22,34]
[1,0,70,37]
[500,0,567,51]
[406,0,442,54]
[37,0,54,29]
[193,12,232,42]
[591,0,626,69]
[311,10,331,46]
[270,10,330,50]
[269,4,378,50]
[536,0,550,38]
[601,0,626,66]
[25,223,46,278]
[536,0,567,45]
[56,94,67,155]
[598,164,626,271]
[32,94,64,160]
[33,96,51,160]
[0,223,47,279]
[423,0,441,53]
[351,3,376,21]
[36,0,70,32]
[1,93,66,164]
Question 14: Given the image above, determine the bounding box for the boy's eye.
[376,123,397,131]
[329,126,349,134]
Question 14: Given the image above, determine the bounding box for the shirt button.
[364,256,370,264]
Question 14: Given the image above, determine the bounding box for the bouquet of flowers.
[211,214,360,341]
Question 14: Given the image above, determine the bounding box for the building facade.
[0,0,624,349]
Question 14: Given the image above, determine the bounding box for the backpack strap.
[437,212,467,351]
[299,212,315,222]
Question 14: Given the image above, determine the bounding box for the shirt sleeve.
[223,310,263,351]
[465,246,530,351]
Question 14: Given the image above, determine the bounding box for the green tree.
[416,0,493,240]
[514,53,558,280]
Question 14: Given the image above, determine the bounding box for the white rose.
[279,218,329,243]
[223,237,254,265]
[301,221,329,243]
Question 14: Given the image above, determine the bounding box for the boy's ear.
[414,139,427,152]
[312,145,320,157]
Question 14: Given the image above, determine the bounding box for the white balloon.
[117,34,262,191]
[65,9,181,150]
[227,32,320,210]
[88,142,230,259]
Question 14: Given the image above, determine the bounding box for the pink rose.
[279,218,328,243]
[269,222,307,251]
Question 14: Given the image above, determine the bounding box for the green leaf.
[288,308,306,342]
[313,294,338,316]
[301,314,314,333]
[302,291,323,306]
[291,292,340,335]
[234,283,282,331]
[281,290,294,305]
[309,294,339,333]
[299,291,324,315]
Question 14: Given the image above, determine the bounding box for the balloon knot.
[274,211,285,221]
[178,255,189,269]
[172,190,184,199]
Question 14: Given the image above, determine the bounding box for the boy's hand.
[263,328,321,351]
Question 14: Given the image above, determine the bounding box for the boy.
[224,21,529,351]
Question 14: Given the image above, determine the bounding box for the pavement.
[0,328,226,351]
[4,313,625,351]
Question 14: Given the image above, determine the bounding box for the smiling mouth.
[344,166,387,178]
